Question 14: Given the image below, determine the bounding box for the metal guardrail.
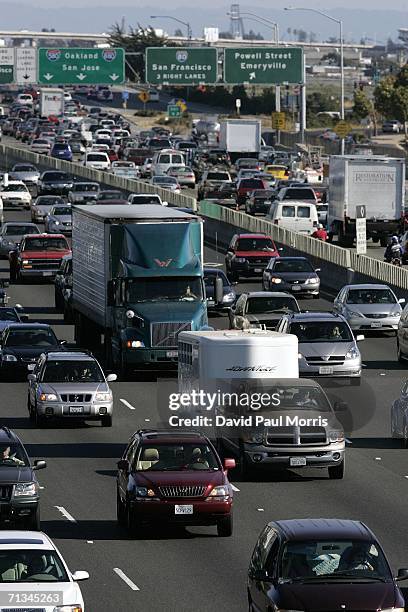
[199,200,408,291]
[0,144,197,210]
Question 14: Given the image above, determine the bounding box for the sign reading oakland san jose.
[224,47,304,84]
[38,48,125,85]
[145,48,217,85]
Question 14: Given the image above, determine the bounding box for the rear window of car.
[5,225,38,236]
[284,188,316,200]
[297,206,312,218]
[86,154,108,161]
[240,179,264,188]
[207,172,230,181]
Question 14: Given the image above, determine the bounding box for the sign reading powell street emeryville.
[224,47,304,85]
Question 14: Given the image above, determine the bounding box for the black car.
[229,291,300,330]
[0,323,63,379]
[38,171,74,195]
[262,256,321,298]
[0,427,46,530]
[248,518,408,612]
[204,267,236,312]
[54,254,72,321]
[245,189,277,216]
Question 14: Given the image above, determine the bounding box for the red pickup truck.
[9,233,71,283]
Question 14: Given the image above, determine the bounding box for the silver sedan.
[44,204,72,235]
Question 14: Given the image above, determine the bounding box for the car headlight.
[243,432,264,443]
[304,277,318,285]
[381,609,405,612]
[22,259,29,264]
[298,352,304,359]
[53,606,83,612]
[347,309,364,318]
[2,354,17,362]
[329,430,345,443]
[208,485,229,497]
[234,257,246,263]
[126,340,145,348]
[95,392,112,402]
[135,487,156,498]
[222,292,235,303]
[13,482,38,497]
[53,220,60,226]
[391,310,402,317]
[39,393,57,401]
[270,277,282,284]
[345,346,359,359]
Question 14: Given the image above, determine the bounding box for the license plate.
[166,350,178,358]
[175,505,193,515]
[292,285,301,291]
[254,268,262,273]
[42,271,53,276]
[371,321,382,328]
[319,366,334,375]
[290,457,306,467]
[69,406,83,414]
[207,299,215,306]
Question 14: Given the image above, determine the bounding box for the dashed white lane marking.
[375,457,382,461]
[231,484,240,492]
[120,399,135,410]
[55,506,77,523]
[87,540,94,544]
[113,568,140,591]
[257,508,264,512]
[145,418,150,422]
[39,486,45,490]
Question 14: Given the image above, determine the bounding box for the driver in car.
[0,446,25,466]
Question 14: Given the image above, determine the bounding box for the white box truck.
[328,155,405,247]
[39,88,64,118]
[219,119,261,163]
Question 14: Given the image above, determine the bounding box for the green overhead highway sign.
[0,49,14,84]
[224,47,304,85]
[38,48,125,85]
[146,47,218,85]
[167,104,182,118]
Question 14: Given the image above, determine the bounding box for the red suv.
[237,177,269,205]
[116,430,235,537]
[225,233,280,282]
[9,234,71,282]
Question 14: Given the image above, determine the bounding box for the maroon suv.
[117,430,235,537]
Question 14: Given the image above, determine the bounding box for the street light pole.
[285,7,345,153]
[227,11,279,42]
[150,15,191,41]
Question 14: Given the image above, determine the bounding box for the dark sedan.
[204,267,236,312]
[245,189,277,216]
[248,518,408,612]
[263,256,320,298]
[0,324,64,379]
[38,171,74,196]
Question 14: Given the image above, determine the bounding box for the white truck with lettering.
[39,88,64,118]
[328,155,405,247]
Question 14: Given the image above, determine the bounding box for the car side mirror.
[33,459,46,470]
[224,458,236,470]
[334,401,348,412]
[214,276,224,305]
[117,459,129,472]
[20,314,29,321]
[106,373,117,382]
[315,268,321,273]
[72,571,89,581]
[396,568,408,581]
[252,568,269,582]
[60,340,67,346]
[399,298,406,304]
[356,334,364,342]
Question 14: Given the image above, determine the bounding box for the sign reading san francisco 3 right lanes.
[224,47,304,85]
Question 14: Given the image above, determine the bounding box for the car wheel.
[126,502,139,536]
[54,288,62,311]
[27,396,34,420]
[35,410,46,428]
[403,423,408,449]
[397,342,405,362]
[9,266,17,283]
[328,460,344,479]
[24,507,40,530]
[239,453,251,480]
[313,293,320,299]
[117,491,126,526]
[101,415,112,427]
[217,514,233,537]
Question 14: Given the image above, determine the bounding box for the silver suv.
[276,312,363,384]
[27,351,116,427]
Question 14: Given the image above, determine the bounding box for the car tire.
[397,342,405,362]
[9,266,17,283]
[126,503,139,536]
[328,461,344,479]
[101,415,112,428]
[313,293,320,299]
[117,491,126,526]
[35,410,46,428]
[54,288,63,311]
[217,514,233,537]
[24,507,40,530]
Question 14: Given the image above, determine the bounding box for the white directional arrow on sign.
[249,72,256,80]
[15,48,37,84]
[109,73,119,81]
[43,73,53,81]
[76,73,87,81]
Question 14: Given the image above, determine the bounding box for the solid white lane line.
[55,506,77,523]
[231,484,240,492]
[113,568,140,591]
[120,399,135,410]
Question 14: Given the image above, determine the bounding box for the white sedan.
[0,530,89,610]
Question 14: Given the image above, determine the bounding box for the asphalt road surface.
[1,205,408,611]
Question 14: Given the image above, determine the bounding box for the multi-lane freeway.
[1,200,407,610]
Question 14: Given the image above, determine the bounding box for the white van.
[83,151,111,170]
[266,200,318,234]
[151,149,185,176]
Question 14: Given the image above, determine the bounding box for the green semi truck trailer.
[71,204,208,374]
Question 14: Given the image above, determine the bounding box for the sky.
[1,0,408,7]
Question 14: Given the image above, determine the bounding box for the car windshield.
[135,442,219,471]
[0,309,19,322]
[131,195,160,204]
[253,190,275,199]
[53,144,69,151]
[5,329,57,347]
[52,207,71,216]
[154,176,177,185]
[126,277,203,303]
[99,192,124,200]
[5,225,38,236]
[87,154,107,161]
[24,238,68,251]
[290,321,353,342]
[74,184,98,192]
[236,238,275,251]
[284,189,315,200]
[247,297,299,314]
[346,289,396,304]
[240,179,264,188]
[280,539,391,581]
[0,443,28,467]
[0,549,69,582]
[41,360,104,383]
[2,185,27,192]
[36,198,64,206]
[43,173,70,181]
[272,259,313,273]
[207,172,230,181]
[13,166,36,172]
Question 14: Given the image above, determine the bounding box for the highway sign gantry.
[15,48,37,84]
[38,48,125,85]
[224,47,304,85]
[0,48,14,85]
[145,47,218,85]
